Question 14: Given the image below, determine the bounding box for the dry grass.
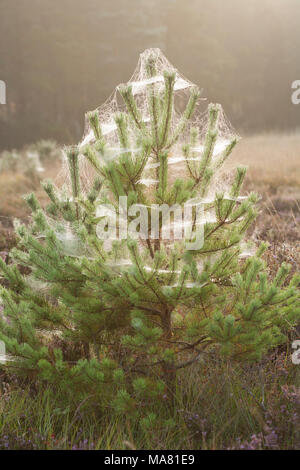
[0,172,38,221]
[227,132,300,263]
[231,132,300,188]
[0,158,61,226]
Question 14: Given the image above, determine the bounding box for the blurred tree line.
[1,0,300,150]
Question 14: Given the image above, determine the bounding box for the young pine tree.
[0,49,299,417]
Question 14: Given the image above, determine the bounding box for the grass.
[0,132,299,450]
[0,352,299,450]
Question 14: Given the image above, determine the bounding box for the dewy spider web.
[80,48,196,149]
[55,48,239,199]
[78,48,238,189]
[48,48,250,266]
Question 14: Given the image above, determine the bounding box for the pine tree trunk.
[161,309,176,402]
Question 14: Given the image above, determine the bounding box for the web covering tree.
[0,49,299,415]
